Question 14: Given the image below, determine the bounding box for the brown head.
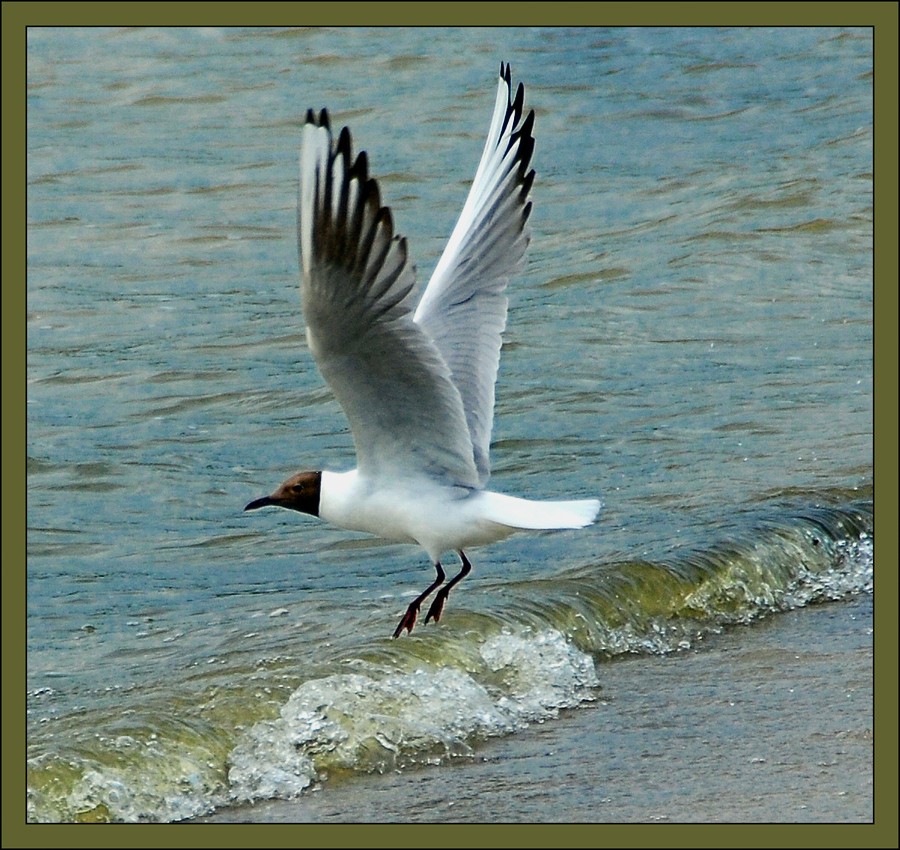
[244,470,321,518]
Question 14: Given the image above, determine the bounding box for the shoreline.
[199,592,873,824]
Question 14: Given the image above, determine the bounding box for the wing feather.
[299,110,481,488]
[413,63,536,485]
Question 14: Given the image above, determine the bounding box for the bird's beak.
[244,495,276,511]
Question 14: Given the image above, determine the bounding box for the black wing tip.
[336,125,353,158]
[305,112,362,171]
[521,168,536,199]
[512,81,525,116]
[498,62,525,113]
[511,108,535,146]
[508,108,536,175]
[350,149,369,183]
[305,107,330,130]
[376,203,393,229]
[520,108,536,136]
[493,64,536,208]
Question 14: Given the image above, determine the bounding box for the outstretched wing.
[413,63,536,485]
[299,110,480,488]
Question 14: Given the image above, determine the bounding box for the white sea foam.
[228,628,598,803]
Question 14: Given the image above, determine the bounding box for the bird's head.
[245,470,322,518]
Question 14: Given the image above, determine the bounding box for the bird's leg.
[424,550,472,625]
[393,561,445,638]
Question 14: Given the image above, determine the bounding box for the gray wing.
[413,63,535,486]
[299,110,481,488]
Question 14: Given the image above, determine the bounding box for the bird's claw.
[392,603,420,638]
[424,591,447,626]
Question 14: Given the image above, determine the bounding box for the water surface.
[26,26,872,823]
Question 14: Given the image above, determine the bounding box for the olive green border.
[4,2,897,848]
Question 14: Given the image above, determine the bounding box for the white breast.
[318,469,515,562]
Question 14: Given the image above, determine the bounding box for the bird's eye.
[291,483,305,494]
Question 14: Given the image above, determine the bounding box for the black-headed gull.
[246,64,601,637]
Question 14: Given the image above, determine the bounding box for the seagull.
[246,63,601,637]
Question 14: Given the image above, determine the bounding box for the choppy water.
[26,27,872,823]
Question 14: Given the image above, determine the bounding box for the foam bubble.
[228,628,598,802]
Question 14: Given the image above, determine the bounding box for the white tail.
[480,492,601,531]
